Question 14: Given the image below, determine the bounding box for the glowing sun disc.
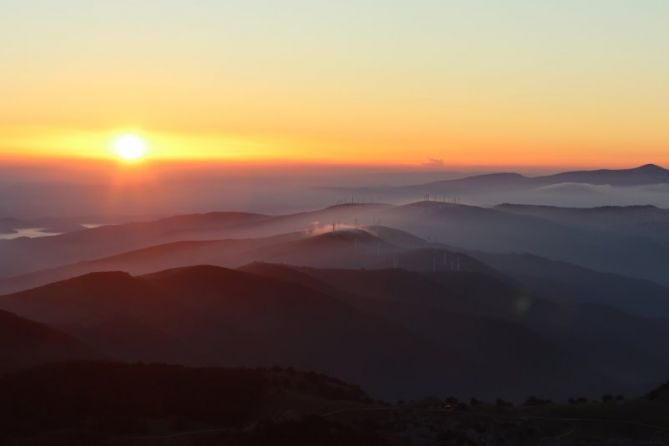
[113,134,147,160]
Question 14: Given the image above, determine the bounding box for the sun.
[113,134,147,161]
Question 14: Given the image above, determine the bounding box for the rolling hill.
[496,203,669,232]
[5,199,669,287]
[0,266,469,399]
[0,308,91,372]
[0,211,269,278]
[376,201,669,286]
[470,251,669,319]
[242,263,669,398]
[0,203,392,279]
[3,258,669,399]
[0,226,484,294]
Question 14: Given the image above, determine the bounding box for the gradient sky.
[1,0,668,167]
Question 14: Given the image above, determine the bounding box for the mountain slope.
[495,203,669,233]
[376,201,669,286]
[471,251,669,319]
[0,361,380,443]
[0,226,485,294]
[0,266,468,399]
[241,263,669,398]
[0,308,91,371]
[0,232,310,294]
[0,211,269,278]
[4,261,669,399]
[0,204,395,279]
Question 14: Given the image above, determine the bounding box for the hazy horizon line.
[0,155,664,174]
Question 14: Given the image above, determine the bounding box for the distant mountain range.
[331,164,669,200]
[4,199,669,402]
[4,199,669,286]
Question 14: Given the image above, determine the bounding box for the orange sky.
[1,1,667,168]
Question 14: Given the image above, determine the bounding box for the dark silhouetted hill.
[0,266,474,399]
[0,361,381,444]
[4,359,669,445]
[0,308,91,372]
[471,251,669,319]
[241,263,669,399]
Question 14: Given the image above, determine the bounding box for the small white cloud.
[422,158,445,168]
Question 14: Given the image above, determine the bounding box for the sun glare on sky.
[1,1,668,167]
[113,134,147,161]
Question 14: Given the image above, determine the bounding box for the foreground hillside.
[0,361,380,445]
[2,361,669,445]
